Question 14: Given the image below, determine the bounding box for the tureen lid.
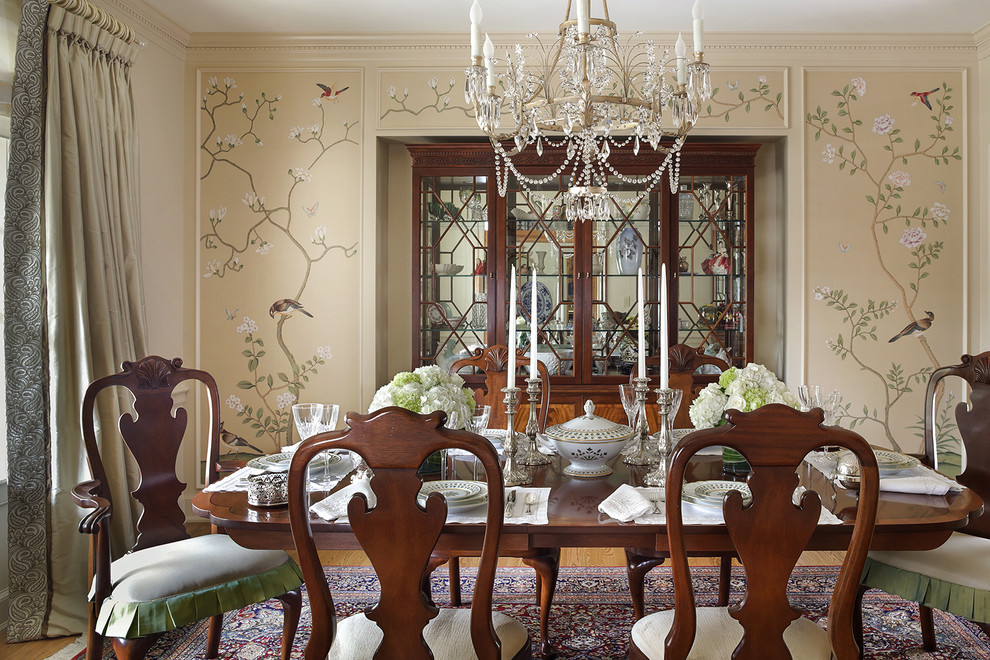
[545,400,633,443]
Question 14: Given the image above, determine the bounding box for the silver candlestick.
[623,376,655,466]
[517,377,551,466]
[644,387,684,487]
[500,386,532,486]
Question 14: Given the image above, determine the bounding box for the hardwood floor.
[1,525,842,659]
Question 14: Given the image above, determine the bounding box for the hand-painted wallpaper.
[804,71,964,467]
[198,70,361,469]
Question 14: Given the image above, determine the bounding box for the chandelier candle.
[508,265,517,389]
[638,268,646,378]
[660,262,669,389]
[483,34,495,88]
[693,1,705,55]
[675,33,687,86]
[470,0,482,59]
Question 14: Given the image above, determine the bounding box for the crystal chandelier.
[465,0,711,222]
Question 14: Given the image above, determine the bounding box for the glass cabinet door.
[505,177,576,380]
[417,175,491,370]
[675,174,749,367]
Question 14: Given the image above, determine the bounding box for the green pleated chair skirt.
[91,534,303,639]
[862,531,990,623]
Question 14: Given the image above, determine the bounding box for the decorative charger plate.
[247,452,342,472]
[427,302,450,326]
[682,480,753,508]
[520,280,552,324]
[833,449,920,476]
[418,480,489,509]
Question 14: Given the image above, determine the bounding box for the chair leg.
[920,604,937,651]
[206,613,223,658]
[449,557,463,607]
[625,549,666,621]
[717,555,732,607]
[854,583,868,658]
[111,634,158,659]
[523,550,560,658]
[275,588,303,660]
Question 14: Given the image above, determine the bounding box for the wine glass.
[619,384,639,455]
[797,385,822,413]
[463,405,491,480]
[292,403,339,479]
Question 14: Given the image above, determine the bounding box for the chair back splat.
[924,351,990,538]
[663,405,879,660]
[288,406,528,660]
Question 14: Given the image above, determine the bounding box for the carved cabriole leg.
[717,555,732,607]
[854,583,868,657]
[523,550,560,658]
[111,634,158,659]
[206,613,223,658]
[275,588,303,660]
[448,557,463,607]
[920,604,937,651]
[625,548,666,621]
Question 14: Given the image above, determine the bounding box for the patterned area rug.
[72,565,990,659]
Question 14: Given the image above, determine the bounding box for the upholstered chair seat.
[631,607,832,660]
[93,534,302,638]
[331,609,530,659]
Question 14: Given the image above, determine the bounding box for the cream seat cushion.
[630,607,832,659]
[867,532,990,590]
[330,608,530,659]
[93,534,302,638]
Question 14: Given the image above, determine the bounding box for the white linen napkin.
[310,476,376,522]
[204,466,263,492]
[805,451,963,495]
[598,484,659,522]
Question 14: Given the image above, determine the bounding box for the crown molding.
[90,0,189,56]
[185,30,979,54]
[976,22,990,58]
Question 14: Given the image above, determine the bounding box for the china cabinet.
[408,143,759,424]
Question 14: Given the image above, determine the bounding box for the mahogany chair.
[629,405,880,659]
[288,406,532,660]
[72,356,303,660]
[625,343,733,619]
[442,344,559,656]
[860,351,990,651]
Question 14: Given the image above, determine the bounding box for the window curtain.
[5,1,147,640]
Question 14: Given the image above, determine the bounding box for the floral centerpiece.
[689,363,800,473]
[369,365,475,428]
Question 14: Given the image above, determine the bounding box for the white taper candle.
[675,33,687,86]
[577,0,590,35]
[638,268,646,378]
[692,1,705,55]
[508,265,517,389]
[470,0,482,58]
[483,34,495,88]
[530,275,538,375]
[660,263,669,390]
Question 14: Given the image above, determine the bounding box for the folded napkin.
[204,466,263,492]
[310,476,376,522]
[598,484,661,523]
[805,451,963,496]
[598,484,843,525]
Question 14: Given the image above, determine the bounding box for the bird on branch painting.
[888,310,935,342]
[269,298,314,319]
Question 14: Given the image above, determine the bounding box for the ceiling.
[140,0,990,36]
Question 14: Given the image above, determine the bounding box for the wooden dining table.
[192,451,983,557]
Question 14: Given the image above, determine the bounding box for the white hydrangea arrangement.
[689,363,800,429]
[369,365,475,428]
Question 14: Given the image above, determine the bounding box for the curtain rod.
[46,0,140,45]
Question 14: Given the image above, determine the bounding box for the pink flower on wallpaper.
[872,113,895,134]
[899,227,927,249]
[929,202,950,223]
[945,115,954,126]
[851,77,866,97]
[888,170,911,188]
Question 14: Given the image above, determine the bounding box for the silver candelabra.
[500,386,532,486]
[517,377,551,466]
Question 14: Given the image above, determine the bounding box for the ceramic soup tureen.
[545,400,633,478]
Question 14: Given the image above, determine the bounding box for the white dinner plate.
[833,449,921,476]
[682,480,753,508]
[247,451,342,472]
[418,480,489,509]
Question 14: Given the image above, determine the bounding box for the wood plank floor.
[1,544,842,659]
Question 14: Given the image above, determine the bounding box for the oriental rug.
[56,565,990,659]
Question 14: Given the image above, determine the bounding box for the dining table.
[192,449,984,557]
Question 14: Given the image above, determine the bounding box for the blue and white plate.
[520,279,552,324]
